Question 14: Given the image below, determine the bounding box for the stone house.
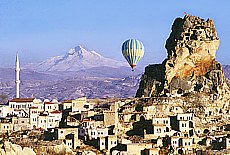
[112,143,153,155]
[13,117,30,131]
[83,127,109,140]
[54,127,80,149]
[171,136,180,148]
[62,100,72,110]
[171,113,194,136]
[72,97,94,113]
[103,102,119,129]
[171,136,195,154]
[225,134,230,149]
[142,148,160,155]
[0,118,13,133]
[98,135,117,152]
[169,106,184,114]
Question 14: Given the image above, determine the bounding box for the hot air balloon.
[122,39,144,71]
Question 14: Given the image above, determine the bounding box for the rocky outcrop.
[0,141,74,155]
[136,15,229,97]
[0,141,36,155]
[34,143,74,155]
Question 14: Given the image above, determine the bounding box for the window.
[22,121,24,123]
[84,105,89,109]
[182,123,184,127]
[102,142,104,145]
[60,131,63,133]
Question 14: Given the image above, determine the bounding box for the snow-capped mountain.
[27,46,127,72]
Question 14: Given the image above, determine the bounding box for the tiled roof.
[63,100,72,103]
[9,98,35,102]
[44,102,54,104]
[50,110,62,114]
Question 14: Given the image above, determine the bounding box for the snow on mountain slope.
[27,46,127,72]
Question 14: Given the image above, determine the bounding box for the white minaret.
[15,52,20,98]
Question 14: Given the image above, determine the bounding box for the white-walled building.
[49,110,62,122]
[29,107,40,129]
[98,135,117,152]
[9,98,40,115]
[63,100,72,110]
[177,113,194,134]
[37,113,59,130]
[44,102,59,113]
[55,127,80,149]
[152,115,171,136]
[80,127,109,140]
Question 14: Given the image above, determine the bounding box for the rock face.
[0,141,74,155]
[0,141,36,155]
[136,15,229,97]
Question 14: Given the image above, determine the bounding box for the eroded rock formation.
[136,15,229,97]
[0,141,36,155]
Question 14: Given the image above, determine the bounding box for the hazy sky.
[0,0,230,68]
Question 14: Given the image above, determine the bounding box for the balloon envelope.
[122,39,144,69]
